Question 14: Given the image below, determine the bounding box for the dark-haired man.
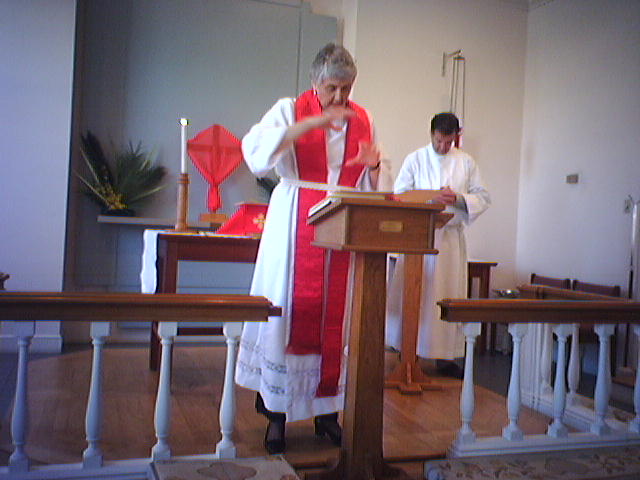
[386,112,490,377]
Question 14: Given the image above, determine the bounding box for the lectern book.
[308,189,443,217]
[308,190,393,217]
[392,189,441,203]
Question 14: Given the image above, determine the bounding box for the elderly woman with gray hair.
[235,43,387,454]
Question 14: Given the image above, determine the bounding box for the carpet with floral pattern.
[425,446,640,480]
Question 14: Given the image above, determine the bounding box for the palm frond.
[75,131,166,211]
[75,172,110,204]
[80,131,113,186]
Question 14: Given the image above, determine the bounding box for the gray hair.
[309,43,357,85]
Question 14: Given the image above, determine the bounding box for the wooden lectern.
[307,196,450,480]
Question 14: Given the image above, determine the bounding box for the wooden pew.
[519,284,625,375]
[438,297,640,325]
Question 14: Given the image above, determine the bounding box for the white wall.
[334,0,529,290]
[517,0,640,290]
[0,0,76,351]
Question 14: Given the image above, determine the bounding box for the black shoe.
[436,360,464,379]
[314,413,342,446]
[256,393,287,454]
[264,418,286,454]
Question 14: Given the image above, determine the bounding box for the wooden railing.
[0,292,280,480]
[438,294,640,457]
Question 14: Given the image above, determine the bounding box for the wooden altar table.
[468,261,498,354]
[147,233,494,376]
[149,233,260,369]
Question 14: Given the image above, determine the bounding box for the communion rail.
[438,297,640,457]
[0,292,280,480]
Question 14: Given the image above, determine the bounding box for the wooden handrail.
[438,298,640,324]
[518,284,626,301]
[0,292,281,322]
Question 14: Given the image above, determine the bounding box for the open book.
[391,189,442,203]
[308,189,442,218]
[308,189,393,217]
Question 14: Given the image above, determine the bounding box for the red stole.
[287,89,371,397]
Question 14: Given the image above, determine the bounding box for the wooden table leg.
[469,270,487,355]
[468,262,498,355]
[150,241,178,371]
[306,252,412,480]
[478,269,497,353]
[385,254,443,394]
[150,322,161,370]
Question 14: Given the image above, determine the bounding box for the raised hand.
[344,140,381,169]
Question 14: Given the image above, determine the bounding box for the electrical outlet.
[566,173,579,184]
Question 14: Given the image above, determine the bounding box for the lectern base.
[304,459,413,480]
[385,360,445,393]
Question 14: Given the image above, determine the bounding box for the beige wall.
[517,0,640,290]
[307,0,640,295]
[309,0,529,290]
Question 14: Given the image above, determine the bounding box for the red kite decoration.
[187,124,243,211]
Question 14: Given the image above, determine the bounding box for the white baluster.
[215,322,243,458]
[503,323,528,441]
[83,321,111,468]
[152,321,177,460]
[9,321,35,473]
[455,323,480,445]
[547,324,572,438]
[591,324,615,435]
[629,326,640,433]
[566,323,581,406]
[540,323,553,395]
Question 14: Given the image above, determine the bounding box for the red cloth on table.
[216,203,268,236]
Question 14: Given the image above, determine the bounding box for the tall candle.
[180,117,189,173]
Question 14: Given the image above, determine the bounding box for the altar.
[141,230,259,369]
[141,228,498,371]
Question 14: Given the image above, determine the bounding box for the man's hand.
[434,186,457,205]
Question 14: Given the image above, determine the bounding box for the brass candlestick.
[174,173,191,231]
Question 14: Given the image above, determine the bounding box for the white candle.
[180,117,189,173]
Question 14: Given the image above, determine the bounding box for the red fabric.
[286,89,372,397]
[216,203,268,236]
[187,124,243,211]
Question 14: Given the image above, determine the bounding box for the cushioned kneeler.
[149,456,300,480]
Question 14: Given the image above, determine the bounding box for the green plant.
[76,131,167,213]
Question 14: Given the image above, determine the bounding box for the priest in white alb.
[235,43,388,454]
[386,112,490,377]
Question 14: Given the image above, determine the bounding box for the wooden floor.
[0,345,552,478]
